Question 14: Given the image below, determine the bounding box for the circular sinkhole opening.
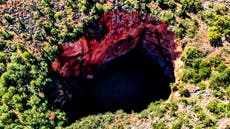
[61,47,172,124]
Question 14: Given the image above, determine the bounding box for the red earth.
[52,10,180,81]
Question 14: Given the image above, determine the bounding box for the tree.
[0,63,5,74]
[54,11,62,20]
[0,39,6,50]
[207,27,222,47]
[180,0,202,13]
[206,100,225,118]
[161,12,176,25]
[0,52,6,63]
[4,14,13,23]
[176,6,186,18]
[0,0,7,4]
[181,46,203,66]
[156,0,176,9]
[198,59,211,79]
[181,68,201,83]
[0,29,14,40]
[209,68,230,89]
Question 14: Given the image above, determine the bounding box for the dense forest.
[0,0,229,128]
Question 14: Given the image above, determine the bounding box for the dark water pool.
[62,48,172,123]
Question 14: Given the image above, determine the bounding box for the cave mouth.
[62,46,173,124]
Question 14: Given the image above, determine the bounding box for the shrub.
[164,102,178,116]
[214,4,228,15]
[161,12,176,25]
[54,11,62,20]
[0,52,6,63]
[151,121,167,129]
[43,21,53,34]
[179,0,202,13]
[172,121,182,129]
[194,126,201,129]
[4,14,13,23]
[173,24,185,38]
[198,11,215,25]
[0,39,6,50]
[34,30,46,41]
[197,111,207,121]
[213,15,230,33]
[181,68,201,83]
[215,62,227,72]
[209,68,230,89]
[181,46,203,67]
[193,105,202,113]
[179,88,190,97]
[207,26,222,47]
[197,82,206,90]
[112,124,124,129]
[206,100,225,118]
[156,0,176,9]
[176,6,186,17]
[203,118,216,127]
[0,0,7,4]
[0,63,5,74]
[0,29,14,40]
[227,86,230,100]
[209,57,222,67]
[212,88,225,99]
[226,102,230,117]
[142,100,165,118]
[198,59,211,79]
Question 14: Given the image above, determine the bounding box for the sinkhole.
[61,47,173,124]
[48,10,180,125]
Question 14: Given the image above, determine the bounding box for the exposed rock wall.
[52,10,180,81]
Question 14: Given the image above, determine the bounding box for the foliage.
[206,100,225,118]
[151,121,167,129]
[4,14,13,23]
[65,113,115,129]
[0,0,7,4]
[198,4,230,46]
[197,82,206,90]
[209,68,230,89]
[0,0,229,128]
[179,88,190,97]
[161,11,176,25]
[156,0,176,9]
[181,46,203,66]
[181,46,212,83]
[207,26,222,47]
[179,0,202,13]
[0,29,13,40]
[0,43,67,128]
[175,6,186,18]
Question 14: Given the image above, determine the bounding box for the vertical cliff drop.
[50,10,181,122]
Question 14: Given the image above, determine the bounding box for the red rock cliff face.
[52,10,180,81]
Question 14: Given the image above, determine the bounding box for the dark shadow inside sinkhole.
[62,47,173,124]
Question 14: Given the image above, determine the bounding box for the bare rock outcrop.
[52,10,180,81]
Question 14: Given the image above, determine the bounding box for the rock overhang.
[52,9,181,82]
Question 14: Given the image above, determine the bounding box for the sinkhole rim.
[55,47,174,125]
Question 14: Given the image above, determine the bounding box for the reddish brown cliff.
[52,10,180,81]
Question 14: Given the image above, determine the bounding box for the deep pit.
[49,10,180,125]
[62,47,172,123]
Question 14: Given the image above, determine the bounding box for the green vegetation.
[208,26,222,47]
[181,46,212,83]
[206,100,226,118]
[0,0,7,4]
[198,4,230,46]
[0,0,229,128]
[179,0,202,13]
